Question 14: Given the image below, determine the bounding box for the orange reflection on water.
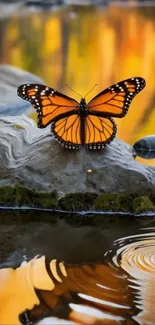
[113,232,155,324]
[0,255,133,325]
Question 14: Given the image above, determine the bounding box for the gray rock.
[0,2,25,19]
[0,64,44,116]
[26,0,64,6]
[64,0,108,5]
[134,135,155,159]
[0,0,64,15]
[0,115,155,197]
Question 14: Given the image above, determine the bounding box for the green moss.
[131,196,155,214]
[58,192,98,211]
[40,191,57,209]
[94,193,134,212]
[148,190,155,205]
[0,186,15,205]
[0,185,155,214]
[0,185,57,208]
[12,124,25,130]
[94,193,155,214]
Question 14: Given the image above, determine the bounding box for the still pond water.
[1,212,155,324]
[0,3,155,325]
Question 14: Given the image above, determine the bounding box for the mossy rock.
[94,193,135,212]
[148,189,155,205]
[131,196,155,214]
[58,192,98,211]
[0,185,57,208]
[0,186,15,206]
[0,185,155,215]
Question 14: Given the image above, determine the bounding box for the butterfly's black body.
[79,98,87,117]
[79,98,87,145]
[17,77,146,150]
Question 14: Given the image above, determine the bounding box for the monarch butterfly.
[17,77,146,150]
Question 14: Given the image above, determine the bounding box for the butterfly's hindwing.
[84,115,117,149]
[51,114,81,149]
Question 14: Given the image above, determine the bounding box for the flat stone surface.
[0,64,44,115]
[0,115,155,197]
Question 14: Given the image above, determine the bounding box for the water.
[0,2,155,324]
[0,212,155,324]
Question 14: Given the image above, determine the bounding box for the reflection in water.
[0,255,132,325]
[1,220,155,324]
[112,230,155,325]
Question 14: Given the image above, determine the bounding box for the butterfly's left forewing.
[17,84,79,128]
[87,77,146,117]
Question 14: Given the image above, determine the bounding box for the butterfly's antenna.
[65,84,82,98]
[84,84,97,98]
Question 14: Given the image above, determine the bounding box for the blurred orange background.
[0,4,155,164]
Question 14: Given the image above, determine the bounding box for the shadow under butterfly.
[17,77,146,150]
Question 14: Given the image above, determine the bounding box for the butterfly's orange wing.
[87,77,146,117]
[84,77,145,149]
[17,78,146,150]
[17,84,79,128]
[84,115,117,149]
[51,114,81,149]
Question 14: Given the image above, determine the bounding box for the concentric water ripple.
[108,229,155,325]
